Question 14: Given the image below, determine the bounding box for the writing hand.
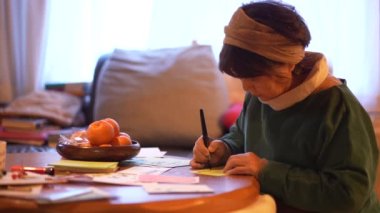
[190,136,231,169]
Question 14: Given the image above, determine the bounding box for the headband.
[224,8,305,64]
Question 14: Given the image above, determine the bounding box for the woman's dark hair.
[219,0,311,78]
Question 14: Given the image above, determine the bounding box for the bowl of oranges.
[56,118,140,162]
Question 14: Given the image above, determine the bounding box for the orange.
[111,133,132,146]
[103,118,120,137]
[87,120,115,146]
[119,132,131,139]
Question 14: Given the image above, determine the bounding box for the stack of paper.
[49,159,118,173]
[0,185,112,204]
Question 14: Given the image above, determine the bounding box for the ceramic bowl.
[56,140,141,162]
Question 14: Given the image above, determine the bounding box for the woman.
[190,1,380,212]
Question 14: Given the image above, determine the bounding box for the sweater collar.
[259,55,329,111]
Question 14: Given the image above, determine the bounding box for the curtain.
[0,0,49,103]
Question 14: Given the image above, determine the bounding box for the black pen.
[200,109,212,169]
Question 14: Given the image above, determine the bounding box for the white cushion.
[94,45,229,148]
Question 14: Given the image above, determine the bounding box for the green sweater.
[221,83,380,212]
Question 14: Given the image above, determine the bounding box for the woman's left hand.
[223,152,268,177]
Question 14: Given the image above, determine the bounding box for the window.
[43,0,379,104]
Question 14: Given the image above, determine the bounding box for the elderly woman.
[190,1,380,212]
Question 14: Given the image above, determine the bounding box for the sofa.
[6,44,245,153]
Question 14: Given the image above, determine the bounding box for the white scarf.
[259,56,329,110]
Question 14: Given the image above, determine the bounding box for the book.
[0,127,48,146]
[3,125,60,133]
[1,118,47,130]
[0,138,46,146]
[49,159,119,173]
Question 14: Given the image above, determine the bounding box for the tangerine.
[103,118,120,137]
[87,120,115,146]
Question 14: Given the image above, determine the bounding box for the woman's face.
[239,64,295,101]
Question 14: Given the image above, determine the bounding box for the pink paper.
[138,174,199,184]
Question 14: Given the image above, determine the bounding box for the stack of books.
[1,118,48,130]
[0,118,58,146]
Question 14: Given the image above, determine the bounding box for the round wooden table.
[1,152,261,212]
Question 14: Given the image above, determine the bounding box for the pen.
[200,109,212,169]
[11,165,55,176]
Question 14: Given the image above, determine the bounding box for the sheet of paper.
[92,173,139,185]
[36,187,113,204]
[121,166,170,175]
[192,169,226,176]
[138,174,199,184]
[0,172,66,185]
[121,157,190,168]
[38,187,94,202]
[136,147,166,158]
[0,185,42,199]
[0,185,112,204]
[143,183,213,194]
[91,166,170,185]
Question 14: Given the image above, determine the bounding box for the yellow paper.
[49,159,118,173]
[192,168,225,176]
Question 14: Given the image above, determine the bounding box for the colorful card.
[121,157,189,168]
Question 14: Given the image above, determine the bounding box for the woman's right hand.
[190,136,231,169]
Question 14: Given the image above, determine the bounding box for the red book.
[0,127,48,146]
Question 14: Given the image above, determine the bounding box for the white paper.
[0,172,66,185]
[0,185,42,199]
[0,185,112,204]
[136,147,166,158]
[92,173,140,185]
[38,187,93,201]
[36,187,113,204]
[92,166,170,185]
